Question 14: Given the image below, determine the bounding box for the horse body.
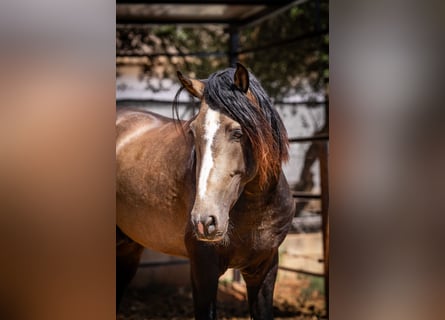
[117,109,293,260]
[117,109,194,257]
[116,64,295,319]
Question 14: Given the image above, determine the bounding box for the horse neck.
[233,171,290,228]
[242,170,281,200]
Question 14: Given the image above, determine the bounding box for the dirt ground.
[117,273,326,320]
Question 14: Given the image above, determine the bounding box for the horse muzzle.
[192,214,226,242]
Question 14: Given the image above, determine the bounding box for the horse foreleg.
[242,251,279,320]
[116,227,144,310]
[188,245,221,320]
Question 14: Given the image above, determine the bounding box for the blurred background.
[2,1,444,319]
[116,0,329,319]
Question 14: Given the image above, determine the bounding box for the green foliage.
[239,0,328,98]
[116,0,328,100]
[117,25,229,79]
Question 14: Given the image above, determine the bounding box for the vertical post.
[319,100,329,317]
[315,0,321,33]
[229,24,240,283]
[228,26,239,67]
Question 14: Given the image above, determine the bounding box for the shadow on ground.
[117,279,325,320]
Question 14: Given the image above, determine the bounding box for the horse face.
[187,104,246,242]
[178,63,253,242]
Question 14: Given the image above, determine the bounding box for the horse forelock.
[203,68,289,188]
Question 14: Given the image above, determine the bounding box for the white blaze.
[198,108,220,199]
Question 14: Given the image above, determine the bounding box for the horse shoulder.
[117,113,192,205]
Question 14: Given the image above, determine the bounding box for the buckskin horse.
[116,63,295,319]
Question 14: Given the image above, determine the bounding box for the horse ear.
[177,71,205,99]
[234,62,249,93]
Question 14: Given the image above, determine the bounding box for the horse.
[116,63,295,319]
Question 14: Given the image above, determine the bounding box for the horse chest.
[223,201,292,267]
[238,225,279,250]
[225,225,278,267]
[225,236,276,270]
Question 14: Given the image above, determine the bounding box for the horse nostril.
[204,215,217,235]
[197,221,205,235]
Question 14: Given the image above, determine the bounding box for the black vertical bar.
[317,0,329,312]
[319,138,329,318]
[315,0,329,310]
[229,24,240,283]
[315,0,321,33]
[228,26,240,67]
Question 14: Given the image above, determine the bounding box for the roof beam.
[117,0,294,5]
[116,0,308,27]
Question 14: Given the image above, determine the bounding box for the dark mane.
[203,67,289,187]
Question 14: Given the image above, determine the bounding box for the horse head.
[177,63,288,243]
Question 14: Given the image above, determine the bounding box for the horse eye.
[231,129,243,140]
